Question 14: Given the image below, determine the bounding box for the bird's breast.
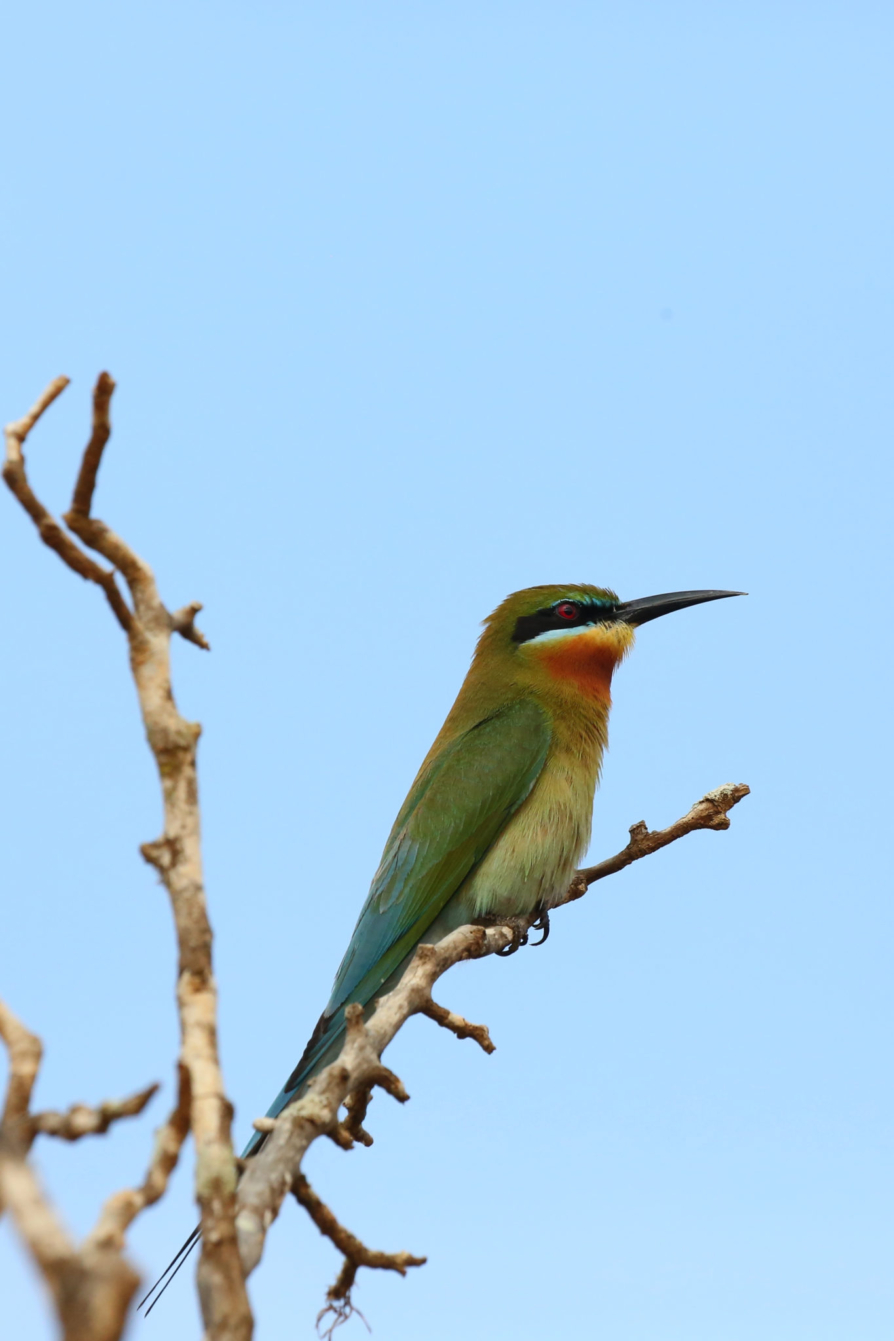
[460,726,605,920]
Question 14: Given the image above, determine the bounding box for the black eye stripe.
[512,601,618,645]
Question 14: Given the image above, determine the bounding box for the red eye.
[555,601,579,621]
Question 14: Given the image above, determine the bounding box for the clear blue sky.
[2,4,892,1339]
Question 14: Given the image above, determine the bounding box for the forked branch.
[293,1172,426,1338]
[3,376,247,1340]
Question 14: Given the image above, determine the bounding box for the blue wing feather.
[243,697,550,1155]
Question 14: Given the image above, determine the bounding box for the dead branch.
[0,997,43,1152]
[3,376,249,1340]
[293,1171,425,1336]
[87,1064,192,1255]
[0,1000,151,1341]
[341,1087,375,1148]
[0,1134,140,1341]
[236,782,749,1281]
[171,600,212,650]
[33,1085,159,1142]
[568,781,750,897]
[0,995,189,1335]
[235,924,522,1274]
[419,999,495,1053]
[3,376,132,630]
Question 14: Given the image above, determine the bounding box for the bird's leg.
[530,909,550,946]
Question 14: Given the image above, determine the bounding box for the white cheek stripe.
[525,624,600,645]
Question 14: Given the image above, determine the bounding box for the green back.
[326,696,551,1014]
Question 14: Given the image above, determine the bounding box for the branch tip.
[69,371,116,518]
[420,1000,495,1054]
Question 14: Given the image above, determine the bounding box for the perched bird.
[143,582,741,1309]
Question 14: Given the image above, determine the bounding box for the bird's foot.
[492,915,531,957]
[530,909,550,946]
[474,910,551,956]
[495,929,528,956]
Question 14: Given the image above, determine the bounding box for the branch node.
[171,601,210,651]
[140,835,182,875]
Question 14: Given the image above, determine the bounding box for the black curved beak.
[614,589,746,626]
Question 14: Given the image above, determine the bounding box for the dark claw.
[496,928,529,957]
[530,910,550,946]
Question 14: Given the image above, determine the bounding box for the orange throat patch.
[534,623,635,701]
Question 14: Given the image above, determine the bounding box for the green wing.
[326,697,551,1015]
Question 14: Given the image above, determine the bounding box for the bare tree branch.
[171,600,211,650]
[2,376,249,1340]
[293,1171,425,1337]
[0,996,43,1150]
[235,925,523,1274]
[3,375,132,631]
[33,1084,159,1142]
[419,999,495,1053]
[569,781,750,895]
[341,1087,375,1148]
[0,998,148,1341]
[87,1064,192,1255]
[0,1133,141,1341]
[236,782,749,1281]
[69,371,114,516]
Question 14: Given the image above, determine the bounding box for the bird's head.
[477,583,744,703]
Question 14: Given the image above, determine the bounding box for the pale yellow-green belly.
[459,747,599,919]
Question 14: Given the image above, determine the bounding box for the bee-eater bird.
[143,582,742,1310]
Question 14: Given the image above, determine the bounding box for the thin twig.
[570,781,750,895]
[293,1171,425,1335]
[87,1064,192,1254]
[294,1173,426,1283]
[419,999,495,1053]
[3,376,132,630]
[69,371,114,516]
[33,1084,159,1142]
[0,996,43,1147]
